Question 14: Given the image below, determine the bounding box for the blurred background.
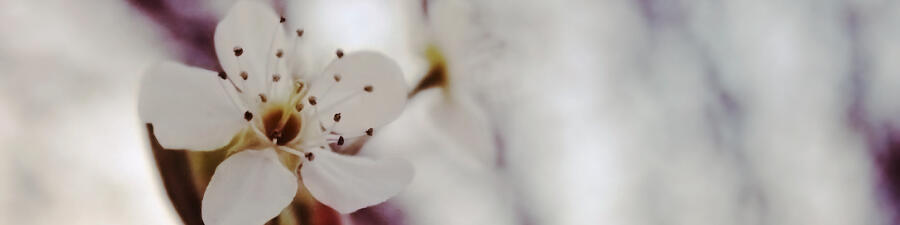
[1,0,899,224]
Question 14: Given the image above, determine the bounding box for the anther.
[336,49,344,58]
[276,49,283,58]
[296,29,304,37]
[333,113,341,122]
[273,74,281,82]
[304,152,315,161]
[364,85,373,92]
[365,128,374,136]
[295,81,305,93]
[295,103,304,112]
[259,94,267,103]
[333,74,342,82]
[244,111,253,121]
[280,16,286,23]
[308,96,317,105]
[233,47,243,56]
[217,71,227,80]
[337,136,345,145]
[240,71,249,80]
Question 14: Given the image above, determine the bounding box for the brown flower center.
[262,107,301,145]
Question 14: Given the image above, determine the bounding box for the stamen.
[240,71,249,80]
[276,49,283,58]
[296,29,304,37]
[217,71,227,80]
[308,96,318,105]
[244,111,253,121]
[259,94,268,103]
[233,47,243,56]
[295,103,304,112]
[294,81,305,93]
[337,136,344,145]
[304,152,315,161]
[364,85,373,92]
[333,74,342,82]
[365,128,374,136]
[280,16,286,23]
[228,79,243,93]
[215,76,251,116]
[335,49,344,58]
[273,74,281,82]
[333,113,341,122]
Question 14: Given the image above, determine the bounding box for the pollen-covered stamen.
[304,152,315,161]
[366,128,374,136]
[240,71,249,80]
[308,96,318,105]
[275,49,283,58]
[333,74,342,82]
[333,113,341,122]
[273,74,281,82]
[217,71,227,80]
[279,16,286,23]
[296,29,304,37]
[336,49,344,58]
[364,85,373,92]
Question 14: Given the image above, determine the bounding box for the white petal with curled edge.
[300,149,413,214]
[202,149,298,225]
[215,1,288,108]
[138,62,246,151]
[309,51,408,135]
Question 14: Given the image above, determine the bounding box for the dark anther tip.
[336,49,344,58]
[244,111,253,121]
[337,136,345,145]
[233,47,244,56]
[218,71,227,80]
[333,113,342,122]
[365,128,374,136]
[364,85,373,92]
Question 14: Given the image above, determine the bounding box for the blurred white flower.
[137,1,413,224]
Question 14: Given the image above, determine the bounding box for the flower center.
[262,107,301,145]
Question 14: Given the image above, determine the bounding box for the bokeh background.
[1,0,899,224]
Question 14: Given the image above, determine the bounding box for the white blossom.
[138,2,413,224]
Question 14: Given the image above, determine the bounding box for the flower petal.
[138,62,246,150]
[202,149,298,225]
[300,149,413,214]
[215,1,288,108]
[309,51,408,135]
